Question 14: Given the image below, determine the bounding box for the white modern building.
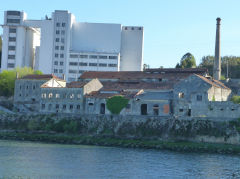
[1,10,144,81]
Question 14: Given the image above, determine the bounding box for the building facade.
[14,69,234,118]
[1,10,144,81]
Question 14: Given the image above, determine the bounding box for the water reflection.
[0,140,239,178]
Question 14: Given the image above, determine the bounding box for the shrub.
[106,96,129,114]
[231,96,240,104]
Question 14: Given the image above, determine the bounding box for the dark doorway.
[153,104,159,116]
[141,104,147,115]
[188,109,191,116]
[100,103,105,114]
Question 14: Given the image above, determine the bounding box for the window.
[7,19,20,23]
[33,85,35,90]
[69,62,78,66]
[41,93,47,98]
[158,78,162,82]
[55,53,59,58]
[99,63,107,67]
[9,28,16,33]
[56,104,59,109]
[77,94,81,99]
[7,63,15,68]
[89,55,98,59]
[197,95,202,101]
[70,54,78,58]
[141,104,147,115]
[63,104,66,110]
[48,104,52,110]
[89,63,97,66]
[48,93,53,98]
[131,27,134,30]
[56,30,60,34]
[69,104,73,109]
[26,85,28,89]
[77,105,80,109]
[88,103,94,106]
[19,94,22,97]
[59,69,63,73]
[60,46,64,50]
[56,22,60,27]
[108,64,117,67]
[61,30,65,35]
[178,93,184,98]
[54,69,58,73]
[8,55,15,59]
[56,94,60,98]
[139,27,142,30]
[9,37,16,42]
[61,38,64,43]
[60,54,64,58]
[125,27,128,30]
[8,46,15,50]
[99,56,108,59]
[79,62,87,66]
[55,46,59,50]
[80,55,88,58]
[62,22,66,27]
[69,70,77,74]
[41,104,45,109]
[60,62,64,66]
[55,38,59,42]
[70,94,74,99]
[7,11,20,16]
[19,85,21,90]
[179,108,183,112]
[54,61,58,65]
[109,56,118,59]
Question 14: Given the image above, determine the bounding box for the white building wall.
[1,10,144,80]
[120,26,144,71]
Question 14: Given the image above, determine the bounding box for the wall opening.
[153,104,159,115]
[141,104,147,115]
[188,109,191,116]
[100,103,105,114]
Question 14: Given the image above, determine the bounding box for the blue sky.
[1,0,240,68]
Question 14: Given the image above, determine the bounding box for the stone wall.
[0,113,239,145]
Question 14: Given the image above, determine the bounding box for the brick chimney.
[213,17,221,80]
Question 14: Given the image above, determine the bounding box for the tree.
[176,53,196,68]
[106,96,129,114]
[0,67,43,97]
[0,37,2,68]
[143,64,150,71]
[199,55,240,78]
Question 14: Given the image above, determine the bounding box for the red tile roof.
[20,74,63,81]
[85,90,140,99]
[194,74,230,89]
[79,71,193,81]
[66,81,88,88]
[145,68,208,74]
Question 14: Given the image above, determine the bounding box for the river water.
[0,140,239,179]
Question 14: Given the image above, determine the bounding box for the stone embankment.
[0,111,239,154]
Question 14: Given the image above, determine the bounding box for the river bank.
[0,131,240,155]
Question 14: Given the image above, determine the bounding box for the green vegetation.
[0,132,240,154]
[231,96,240,104]
[0,67,42,97]
[229,118,240,133]
[176,53,196,68]
[199,56,240,79]
[0,37,2,68]
[106,96,129,114]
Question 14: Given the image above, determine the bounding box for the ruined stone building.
[14,68,233,118]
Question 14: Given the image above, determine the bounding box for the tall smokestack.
[213,17,221,80]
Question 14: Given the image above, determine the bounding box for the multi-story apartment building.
[1,10,144,81]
